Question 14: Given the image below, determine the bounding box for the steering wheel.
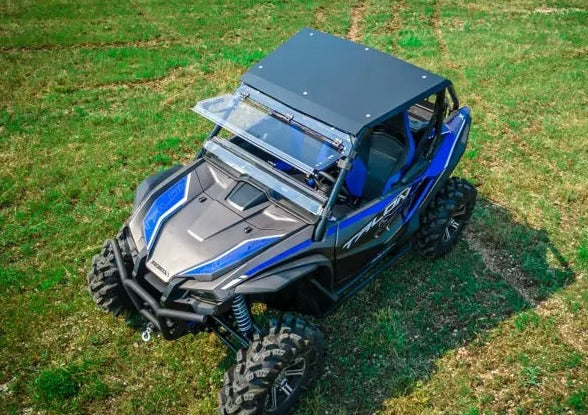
[316,171,351,202]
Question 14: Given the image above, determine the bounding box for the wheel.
[219,314,324,415]
[87,229,134,316]
[416,177,476,258]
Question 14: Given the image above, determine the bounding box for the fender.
[235,254,332,295]
[417,109,471,215]
[133,165,183,211]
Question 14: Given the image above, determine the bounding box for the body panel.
[129,158,310,284]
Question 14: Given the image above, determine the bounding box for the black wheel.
[219,314,324,415]
[87,230,134,316]
[416,177,476,258]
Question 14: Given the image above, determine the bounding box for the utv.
[88,28,476,414]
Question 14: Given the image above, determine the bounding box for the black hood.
[128,160,309,282]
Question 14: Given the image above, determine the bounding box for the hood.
[129,160,309,283]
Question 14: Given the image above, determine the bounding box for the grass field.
[1,0,587,414]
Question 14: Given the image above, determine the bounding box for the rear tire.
[87,230,134,316]
[416,177,476,258]
[219,314,324,415]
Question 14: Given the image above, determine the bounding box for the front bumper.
[110,238,208,340]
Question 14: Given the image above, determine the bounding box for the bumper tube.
[109,239,207,339]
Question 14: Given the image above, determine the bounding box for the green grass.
[0,0,587,414]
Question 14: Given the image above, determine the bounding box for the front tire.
[87,230,134,316]
[219,314,324,415]
[416,177,476,258]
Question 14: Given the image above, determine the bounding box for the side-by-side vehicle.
[88,28,476,414]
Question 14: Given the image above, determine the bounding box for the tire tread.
[416,177,476,258]
[87,230,133,316]
[219,314,324,415]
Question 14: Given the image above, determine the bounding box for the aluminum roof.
[241,28,451,136]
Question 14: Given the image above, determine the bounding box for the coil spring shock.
[232,294,253,335]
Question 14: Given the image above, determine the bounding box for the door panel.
[334,185,413,285]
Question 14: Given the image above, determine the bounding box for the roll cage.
[197,83,455,242]
[313,85,456,240]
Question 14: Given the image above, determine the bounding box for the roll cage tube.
[447,84,460,111]
[422,90,449,159]
[194,124,222,159]
[313,138,362,241]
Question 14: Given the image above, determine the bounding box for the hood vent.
[227,182,268,211]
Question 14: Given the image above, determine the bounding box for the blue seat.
[345,111,415,200]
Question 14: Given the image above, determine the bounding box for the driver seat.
[345,111,415,200]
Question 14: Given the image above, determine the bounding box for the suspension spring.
[232,294,253,335]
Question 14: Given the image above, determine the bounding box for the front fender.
[133,165,183,211]
[235,254,332,295]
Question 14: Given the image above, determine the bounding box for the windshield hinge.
[318,206,332,218]
[271,110,294,124]
[337,157,353,171]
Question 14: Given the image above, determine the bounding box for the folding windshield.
[193,88,352,174]
[202,140,324,216]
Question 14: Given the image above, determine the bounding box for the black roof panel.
[242,28,451,136]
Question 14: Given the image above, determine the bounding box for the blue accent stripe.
[338,190,403,230]
[180,236,282,276]
[143,175,188,250]
[404,179,433,222]
[244,239,313,277]
[326,225,337,237]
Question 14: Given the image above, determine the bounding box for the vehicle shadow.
[300,199,574,414]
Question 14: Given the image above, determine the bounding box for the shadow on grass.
[300,199,574,413]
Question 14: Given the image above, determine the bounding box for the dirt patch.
[558,321,588,354]
[386,3,403,34]
[431,0,448,56]
[534,7,584,14]
[348,2,367,41]
[464,229,539,306]
[313,6,326,27]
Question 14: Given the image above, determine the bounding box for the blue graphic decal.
[143,175,189,250]
[403,179,433,222]
[244,239,313,277]
[337,189,404,231]
[180,235,282,276]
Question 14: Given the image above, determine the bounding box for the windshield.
[202,139,324,216]
[193,89,350,174]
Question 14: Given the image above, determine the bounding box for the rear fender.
[416,107,471,214]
